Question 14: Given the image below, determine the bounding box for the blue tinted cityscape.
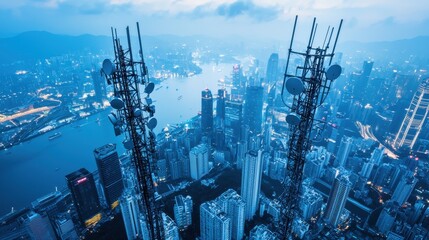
[1,1,429,240]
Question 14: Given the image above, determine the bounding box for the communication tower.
[101,23,164,239]
[278,16,343,238]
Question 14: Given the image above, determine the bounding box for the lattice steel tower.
[278,16,343,239]
[102,23,164,239]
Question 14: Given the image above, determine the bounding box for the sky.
[1,0,428,42]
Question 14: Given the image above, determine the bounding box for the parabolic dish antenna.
[145,82,155,94]
[147,118,157,130]
[286,113,301,125]
[326,64,342,80]
[102,59,114,75]
[134,108,142,117]
[286,77,304,95]
[108,112,118,125]
[123,139,134,150]
[145,97,153,105]
[110,97,125,110]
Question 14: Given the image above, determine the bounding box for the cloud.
[373,16,396,27]
[218,1,279,21]
[189,1,280,22]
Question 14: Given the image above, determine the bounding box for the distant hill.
[340,36,429,61]
[1,31,428,65]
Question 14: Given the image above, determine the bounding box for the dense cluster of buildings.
[2,46,429,240]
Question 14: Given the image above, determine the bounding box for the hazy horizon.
[1,0,428,42]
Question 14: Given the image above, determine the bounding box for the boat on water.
[177,95,183,100]
[48,132,62,140]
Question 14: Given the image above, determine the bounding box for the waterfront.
[0,63,231,216]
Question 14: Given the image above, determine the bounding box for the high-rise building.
[370,147,385,165]
[200,201,231,240]
[94,144,123,209]
[249,224,278,240]
[217,88,227,120]
[360,160,375,179]
[65,168,101,227]
[241,150,263,220]
[54,212,78,240]
[244,86,264,134]
[299,188,323,220]
[268,157,287,181]
[324,174,352,226]
[201,89,214,134]
[391,175,417,206]
[376,201,399,234]
[25,212,56,240]
[173,195,193,229]
[225,100,243,144]
[189,144,210,180]
[334,137,353,167]
[231,65,245,100]
[353,61,374,102]
[91,70,106,104]
[120,190,142,239]
[216,189,245,240]
[162,213,180,240]
[392,78,429,150]
[265,53,279,84]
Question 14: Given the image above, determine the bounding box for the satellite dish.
[286,113,301,125]
[123,139,134,150]
[110,97,125,110]
[147,118,157,130]
[145,82,155,94]
[145,97,153,105]
[108,112,118,125]
[326,64,342,80]
[134,108,142,118]
[286,77,304,95]
[102,59,114,75]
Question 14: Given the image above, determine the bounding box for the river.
[0,63,232,216]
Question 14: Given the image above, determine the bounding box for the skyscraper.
[65,168,101,227]
[224,100,243,144]
[265,53,279,84]
[353,61,373,102]
[324,174,352,226]
[120,190,142,239]
[299,188,323,220]
[94,144,123,209]
[217,88,227,120]
[241,150,263,220]
[91,70,106,104]
[376,201,399,234]
[244,86,264,134]
[162,213,180,240]
[216,189,246,240]
[200,201,231,240]
[391,175,417,206]
[173,195,193,229]
[334,137,353,167]
[25,212,57,240]
[392,78,429,150]
[189,144,209,180]
[201,89,214,134]
[370,147,385,165]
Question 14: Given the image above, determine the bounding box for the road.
[0,106,54,123]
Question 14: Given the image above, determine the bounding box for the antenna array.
[102,23,164,240]
[278,16,343,239]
